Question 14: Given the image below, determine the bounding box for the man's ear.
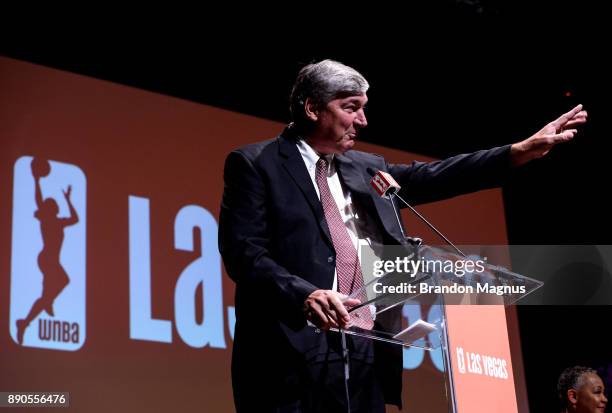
[304,98,319,122]
[568,388,578,405]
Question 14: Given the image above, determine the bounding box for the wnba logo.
[9,157,86,351]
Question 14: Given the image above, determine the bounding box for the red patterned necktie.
[315,157,373,330]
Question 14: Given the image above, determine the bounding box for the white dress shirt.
[296,139,370,292]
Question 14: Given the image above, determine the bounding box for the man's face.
[308,94,368,154]
[574,373,608,413]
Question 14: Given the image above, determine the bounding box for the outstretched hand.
[511,104,588,167]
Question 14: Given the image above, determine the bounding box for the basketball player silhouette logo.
[15,158,79,344]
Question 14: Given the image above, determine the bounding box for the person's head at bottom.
[558,366,608,413]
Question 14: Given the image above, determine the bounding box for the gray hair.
[289,59,369,127]
[557,366,598,406]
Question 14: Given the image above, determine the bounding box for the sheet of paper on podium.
[393,319,437,344]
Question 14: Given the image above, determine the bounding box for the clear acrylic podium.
[309,243,544,412]
[330,244,544,349]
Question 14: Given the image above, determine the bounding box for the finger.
[337,293,361,307]
[567,113,587,120]
[563,119,587,129]
[317,306,339,329]
[310,306,331,330]
[551,129,577,143]
[327,317,339,329]
[567,113,587,123]
[571,110,588,119]
[551,104,583,129]
[328,294,351,323]
[323,306,342,327]
[567,104,583,117]
[314,294,335,317]
[344,298,362,308]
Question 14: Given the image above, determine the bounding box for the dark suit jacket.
[219,126,511,409]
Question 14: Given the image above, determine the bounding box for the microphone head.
[369,169,401,197]
[366,167,376,177]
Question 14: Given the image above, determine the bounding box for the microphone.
[367,168,466,257]
[367,167,400,197]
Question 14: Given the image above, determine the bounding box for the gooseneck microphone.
[366,167,466,258]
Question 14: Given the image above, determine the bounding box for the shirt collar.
[296,138,335,175]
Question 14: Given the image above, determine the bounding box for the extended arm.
[387,105,587,205]
[61,185,79,226]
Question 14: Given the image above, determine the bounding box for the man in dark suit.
[219,59,587,412]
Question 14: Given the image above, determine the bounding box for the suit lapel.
[336,153,406,245]
[335,153,368,195]
[278,134,333,247]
